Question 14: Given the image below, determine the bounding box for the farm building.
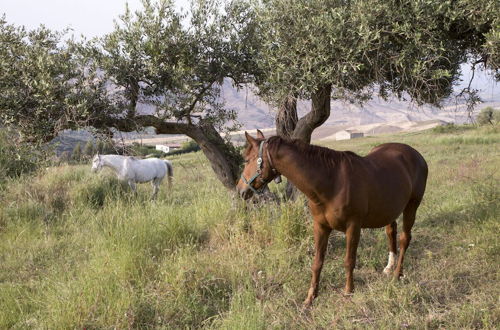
[335,129,364,141]
[155,144,181,153]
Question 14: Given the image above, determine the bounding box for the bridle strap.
[241,139,281,195]
[266,145,282,183]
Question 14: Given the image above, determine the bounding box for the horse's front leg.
[304,220,331,307]
[128,180,137,195]
[151,179,160,200]
[344,222,361,294]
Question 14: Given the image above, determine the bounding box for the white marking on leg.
[383,252,397,274]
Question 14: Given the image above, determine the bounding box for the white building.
[155,144,182,153]
[335,130,364,141]
[155,145,170,153]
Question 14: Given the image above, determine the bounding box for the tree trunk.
[275,95,298,199]
[127,80,139,118]
[292,84,332,143]
[276,85,331,199]
[185,122,241,190]
[276,95,298,138]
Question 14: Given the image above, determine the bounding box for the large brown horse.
[236,130,428,307]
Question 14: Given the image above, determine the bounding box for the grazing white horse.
[91,154,173,199]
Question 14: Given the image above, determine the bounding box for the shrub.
[99,140,115,154]
[95,140,104,154]
[476,107,499,125]
[432,123,475,134]
[168,140,201,156]
[432,123,457,133]
[128,143,164,158]
[72,142,82,162]
[493,109,500,124]
[181,140,200,152]
[83,140,95,158]
[0,129,40,184]
[59,151,71,163]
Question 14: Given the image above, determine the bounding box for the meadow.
[0,125,499,329]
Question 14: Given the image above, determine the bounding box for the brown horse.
[236,130,428,307]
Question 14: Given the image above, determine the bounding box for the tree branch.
[92,114,193,135]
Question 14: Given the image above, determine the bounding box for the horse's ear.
[245,131,256,146]
[256,129,265,139]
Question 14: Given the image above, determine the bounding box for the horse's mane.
[266,136,361,170]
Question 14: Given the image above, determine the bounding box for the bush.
[83,140,95,159]
[181,140,201,152]
[168,140,201,156]
[432,123,475,134]
[95,140,103,153]
[128,143,164,158]
[476,107,500,125]
[0,129,40,184]
[493,109,500,124]
[432,123,458,133]
[72,142,82,162]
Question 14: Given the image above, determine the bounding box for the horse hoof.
[342,291,354,298]
[383,267,392,275]
[302,301,313,311]
[302,296,314,309]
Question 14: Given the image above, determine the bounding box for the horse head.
[91,153,103,172]
[236,130,281,200]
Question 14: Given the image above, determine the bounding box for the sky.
[1,0,190,38]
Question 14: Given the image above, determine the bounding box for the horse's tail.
[164,160,173,187]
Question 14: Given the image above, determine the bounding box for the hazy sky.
[1,0,190,38]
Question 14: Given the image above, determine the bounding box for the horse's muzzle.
[240,187,254,200]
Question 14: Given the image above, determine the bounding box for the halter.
[241,139,281,195]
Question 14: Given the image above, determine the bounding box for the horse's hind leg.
[383,221,398,274]
[393,199,420,278]
[167,174,172,188]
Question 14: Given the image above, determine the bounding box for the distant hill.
[56,69,499,152]
[211,68,500,130]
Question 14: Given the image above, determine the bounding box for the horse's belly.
[363,203,407,228]
[134,173,156,183]
[135,177,151,183]
[363,172,412,228]
[362,212,401,228]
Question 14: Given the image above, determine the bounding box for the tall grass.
[0,126,499,328]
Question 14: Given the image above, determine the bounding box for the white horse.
[91,154,173,199]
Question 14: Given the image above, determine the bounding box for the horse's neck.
[102,155,126,174]
[272,143,333,202]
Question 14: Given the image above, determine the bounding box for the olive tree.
[83,0,258,189]
[0,0,256,190]
[252,0,500,143]
[240,0,499,198]
[0,16,117,143]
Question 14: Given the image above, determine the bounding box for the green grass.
[0,126,499,328]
